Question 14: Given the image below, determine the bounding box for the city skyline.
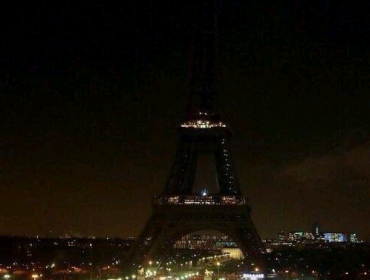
[1,1,370,240]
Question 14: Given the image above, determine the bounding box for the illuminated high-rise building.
[323,232,347,242]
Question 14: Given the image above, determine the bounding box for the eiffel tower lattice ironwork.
[125,0,265,272]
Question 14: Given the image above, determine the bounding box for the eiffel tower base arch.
[124,203,266,273]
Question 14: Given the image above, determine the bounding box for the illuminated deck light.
[180,119,227,129]
[154,195,247,205]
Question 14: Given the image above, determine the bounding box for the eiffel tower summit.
[125,0,266,273]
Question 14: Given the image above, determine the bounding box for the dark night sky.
[0,1,370,240]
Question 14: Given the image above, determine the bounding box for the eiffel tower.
[125,0,265,272]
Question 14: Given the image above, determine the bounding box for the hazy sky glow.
[0,1,369,240]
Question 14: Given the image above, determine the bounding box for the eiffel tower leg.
[153,237,176,263]
[125,218,158,271]
[125,212,180,271]
[232,224,266,272]
[206,208,266,272]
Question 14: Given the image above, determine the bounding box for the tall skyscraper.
[312,222,320,237]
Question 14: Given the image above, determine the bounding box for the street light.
[217,262,220,276]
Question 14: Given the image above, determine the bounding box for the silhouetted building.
[278,231,285,243]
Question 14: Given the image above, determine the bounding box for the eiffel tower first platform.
[125,0,266,273]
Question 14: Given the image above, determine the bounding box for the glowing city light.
[242,274,264,280]
[180,119,227,129]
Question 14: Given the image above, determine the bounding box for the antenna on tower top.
[185,0,219,120]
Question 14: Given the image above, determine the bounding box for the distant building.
[288,231,314,242]
[173,234,237,250]
[323,232,347,242]
[278,231,285,243]
[349,233,358,243]
[221,248,243,259]
[322,232,360,243]
[312,222,320,237]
